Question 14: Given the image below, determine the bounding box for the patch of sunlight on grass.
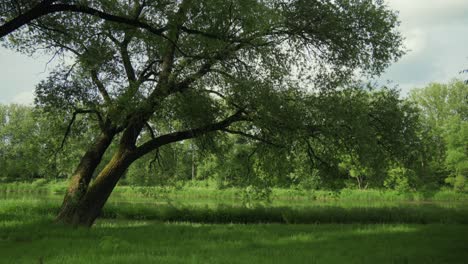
[289,232,315,242]
[352,224,420,235]
[266,230,328,246]
[95,219,154,228]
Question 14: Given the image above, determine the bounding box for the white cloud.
[403,28,428,57]
[0,47,52,105]
[11,90,34,105]
[377,0,468,94]
[388,0,468,26]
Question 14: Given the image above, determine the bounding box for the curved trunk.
[54,110,240,227]
[68,148,133,227]
[56,132,114,224]
[56,117,147,226]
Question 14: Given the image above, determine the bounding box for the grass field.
[1,182,467,263]
[1,220,467,264]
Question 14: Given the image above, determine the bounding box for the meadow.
[1,181,468,263]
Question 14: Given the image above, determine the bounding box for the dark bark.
[56,109,144,226]
[133,110,245,160]
[55,111,244,227]
[55,132,114,225]
[1,1,56,38]
[0,2,166,38]
[59,147,132,227]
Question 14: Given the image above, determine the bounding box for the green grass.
[0,219,467,264]
[1,181,468,225]
[1,180,468,203]
[1,182,468,263]
[1,195,468,225]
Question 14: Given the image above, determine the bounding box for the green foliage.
[410,81,468,191]
[444,115,468,192]
[384,166,415,192]
[0,105,44,179]
[0,83,424,192]
[2,1,447,214]
[0,104,101,181]
[1,0,407,192]
[125,141,197,186]
[445,175,466,193]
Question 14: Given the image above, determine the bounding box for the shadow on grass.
[100,202,468,225]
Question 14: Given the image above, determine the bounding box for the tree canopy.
[5,0,404,156]
[1,0,407,226]
[410,81,468,191]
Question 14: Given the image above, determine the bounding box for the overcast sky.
[0,0,467,105]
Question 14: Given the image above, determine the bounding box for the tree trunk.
[56,132,114,225]
[74,148,132,226]
[56,145,134,227]
[356,176,363,190]
[56,112,149,227]
[54,110,242,227]
[191,144,196,181]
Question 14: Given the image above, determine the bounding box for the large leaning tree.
[2,0,404,226]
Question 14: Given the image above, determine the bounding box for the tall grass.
[1,181,467,202]
[2,197,467,225]
[1,181,468,225]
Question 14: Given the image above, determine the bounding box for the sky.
[377,0,468,93]
[0,0,468,105]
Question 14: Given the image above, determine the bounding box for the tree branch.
[0,2,167,38]
[57,108,104,151]
[144,122,156,139]
[305,139,332,169]
[132,110,245,160]
[90,70,112,104]
[180,26,262,46]
[139,59,161,82]
[202,89,245,112]
[173,43,246,93]
[120,34,137,84]
[221,129,283,147]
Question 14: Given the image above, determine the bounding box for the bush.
[445,175,466,192]
[384,167,415,192]
[31,179,48,188]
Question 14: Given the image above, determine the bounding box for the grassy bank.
[1,181,468,263]
[1,181,468,224]
[2,197,468,225]
[1,180,467,203]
